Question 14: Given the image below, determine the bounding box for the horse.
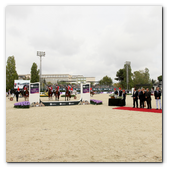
[48,88,53,100]
[55,88,60,101]
[24,89,29,101]
[90,91,94,97]
[65,86,71,101]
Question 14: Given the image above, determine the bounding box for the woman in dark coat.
[141,88,146,108]
[15,87,20,102]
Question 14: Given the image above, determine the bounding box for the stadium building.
[18,74,96,84]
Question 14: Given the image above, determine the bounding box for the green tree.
[115,64,133,89]
[115,69,124,82]
[158,75,162,82]
[151,79,156,86]
[30,62,39,83]
[6,56,18,91]
[99,75,113,86]
[132,68,152,88]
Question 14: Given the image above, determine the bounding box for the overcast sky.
[6,5,162,82]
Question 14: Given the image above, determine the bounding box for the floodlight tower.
[37,51,45,91]
[125,61,131,91]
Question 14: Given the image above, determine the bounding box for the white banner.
[14,80,30,89]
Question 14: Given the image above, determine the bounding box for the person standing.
[154,87,162,110]
[140,88,145,108]
[15,87,20,102]
[138,89,142,108]
[122,90,126,106]
[118,87,122,97]
[114,88,118,95]
[132,88,138,108]
[145,88,152,109]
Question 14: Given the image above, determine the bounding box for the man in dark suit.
[122,90,126,106]
[154,87,162,110]
[139,88,145,108]
[114,88,118,95]
[145,88,152,109]
[132,88,138,108]
[118,87,122,97]
[138,88,143,108]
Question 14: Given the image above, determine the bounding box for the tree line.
[6,56,39,91]
[6,55,162,91]
[98,63,161,89]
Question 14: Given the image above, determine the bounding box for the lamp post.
[37,51,45,91]
[125,61,131,92]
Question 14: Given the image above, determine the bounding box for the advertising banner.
[14,80,30,89]
[29,82,40,104]
[30,83,39,94]
[81,83,90,103]
[42,101,80,106]
[83,84,90,93]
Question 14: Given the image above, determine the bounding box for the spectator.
[154,87,162,110]
[118,87,122,97]
[132,88,138,108]
[145,88,152,109]
[114,88,118,95]
[15,87,20,102]
[138,89,142,108]
[140,88,145,108]
[122,90,126,105]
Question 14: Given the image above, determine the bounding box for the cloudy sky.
[6,5,162,82]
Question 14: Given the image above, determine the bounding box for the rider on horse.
[90,87,94,97]
[65,85,71,101]
[23,86,29,101]
[48,85,53,100]
[55,84,60,100]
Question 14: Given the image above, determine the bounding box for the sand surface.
[6,94,162,162]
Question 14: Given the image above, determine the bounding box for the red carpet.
[113,107,162,113]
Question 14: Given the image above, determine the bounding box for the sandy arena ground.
[6,94,162,162]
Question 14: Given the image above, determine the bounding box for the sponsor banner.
[14,80,30,89]
[30,83,39,94]
[42,101,80,106]
[83,84,89,93]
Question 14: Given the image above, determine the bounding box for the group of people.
[46,84,73,93]
[132,87,162,110]
[113,86,162,110]
[7,85,29,102]
[113,87,127,105]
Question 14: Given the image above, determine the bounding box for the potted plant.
[109,93,116,99]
